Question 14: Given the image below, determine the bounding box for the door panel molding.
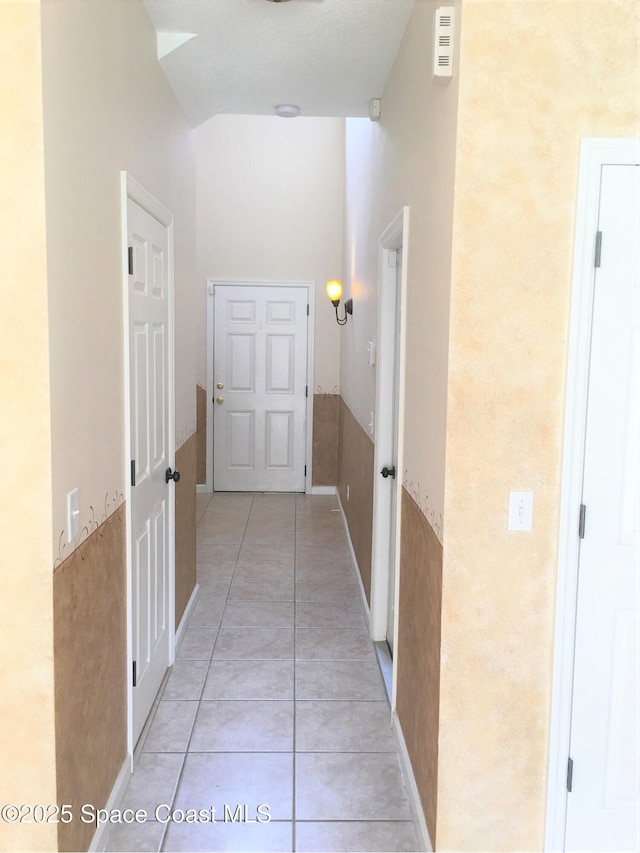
[205,279,315,493]
[121,172,176,759]
[546,139,640,851]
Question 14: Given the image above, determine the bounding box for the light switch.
[67,488,80,543]
[508,490,533,531]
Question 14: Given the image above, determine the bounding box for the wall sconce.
[326,280,353,326]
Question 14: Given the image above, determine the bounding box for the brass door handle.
[216,396,224,405]
[217,382,224,389]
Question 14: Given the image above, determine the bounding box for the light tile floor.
[105,493,419,853]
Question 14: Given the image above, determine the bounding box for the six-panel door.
[213,285,308,492]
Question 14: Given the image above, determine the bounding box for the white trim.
[309,485,337,496]
[175,582,200,649]
[88,755,132,852]
[336,488,371,620]
[196,484,210,494]
[370,207,410,710]
[120,172,176,759]
[392,711,433,853]
[205,278,315,494]
[545,138,640,852]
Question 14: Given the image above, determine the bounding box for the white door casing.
[546,141,640,852]
[564,162,639,852]
[213,283,309,492]
[122,174,175,751]
[371,207,409,706]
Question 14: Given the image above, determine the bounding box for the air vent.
[433,7,455,78]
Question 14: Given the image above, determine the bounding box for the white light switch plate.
[508,490,533,531]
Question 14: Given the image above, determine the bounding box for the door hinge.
[305,385,308,398]
[567,756,574,792]
[594,231,602,268]
[304,465,307,477]
[131,459,136,487]
[578,504,586,539]
[132,660,137,688]
[307,303,310,316]
[128,246,134,276]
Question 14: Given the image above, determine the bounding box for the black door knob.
[381,466,396,479]
[165,467,181,484]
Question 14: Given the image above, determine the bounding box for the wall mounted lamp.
[326,280,352,326]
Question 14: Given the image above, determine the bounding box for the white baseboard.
[175,582,200,649]
[336,490,370,621]
[309,485,337,495]
[392,711,433,852]
[196,484,212,494]
[89,755,132,852]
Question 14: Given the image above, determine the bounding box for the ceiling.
[143,0,415,126]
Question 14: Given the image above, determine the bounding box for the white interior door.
[213,284,308,492]
[565,164,639,851]
[386,250,403,654]
[128,198,172,745]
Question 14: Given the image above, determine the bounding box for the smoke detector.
[275,104,300,118]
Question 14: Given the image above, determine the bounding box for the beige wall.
[41,0,197,560]
[439,1,640,849]
[343,0,461,533]
[0,4,57,850]
[195,114,344,394]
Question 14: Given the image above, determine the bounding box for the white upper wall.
[195,115,344,393]
[342,0,461,537]
[41,0,197,561]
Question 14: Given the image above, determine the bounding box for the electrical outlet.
[508,490,533,531]
[67,488,80,542]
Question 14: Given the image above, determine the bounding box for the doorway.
[206,280,315,493]
[122,174,176,750]
[546,140,639,851]
[370,208,409,704]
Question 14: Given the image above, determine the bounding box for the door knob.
[381,466,396,479]
[165,467,181,484]
[217,382,224,389]
[216,396,224,405]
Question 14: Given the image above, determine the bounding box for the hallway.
[105,493,420,853]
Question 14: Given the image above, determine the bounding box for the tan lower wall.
[312,393,339,486]
[196,384,207,485]
[396,487,443,847]
[175,433,197,629]
[53,505,127,852]
[337,397,374,603]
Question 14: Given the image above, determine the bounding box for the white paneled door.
[565,164,639,851]
[127,198,172,745]
[214,284,308,492]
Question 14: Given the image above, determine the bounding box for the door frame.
[545,138,640,850]
[370,207,409,707]
[205,278,315,493]
[120,172,176,758]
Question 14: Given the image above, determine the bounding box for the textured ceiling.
[143,0,415,126]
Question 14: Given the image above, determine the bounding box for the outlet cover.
[67,488,80,542]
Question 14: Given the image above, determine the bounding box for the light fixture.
[326,280,352,326]
[275,104,300,118]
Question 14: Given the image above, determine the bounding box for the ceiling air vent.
[433,7,455,78]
